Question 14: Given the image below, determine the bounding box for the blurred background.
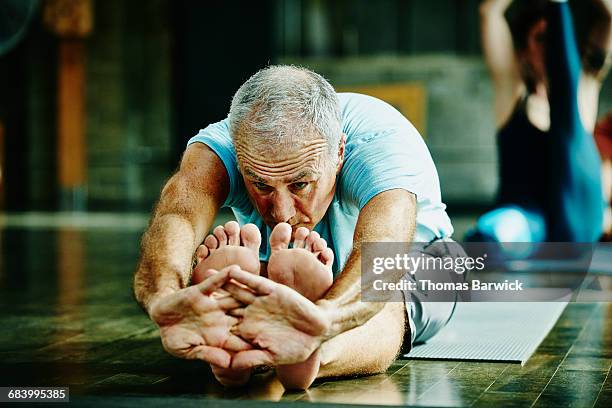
[0,0,611,219]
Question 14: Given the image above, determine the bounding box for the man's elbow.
[368,355,397,375]
[132,261,151,315]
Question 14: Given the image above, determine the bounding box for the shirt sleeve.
[340,127,440,210]
[186,119,242,208]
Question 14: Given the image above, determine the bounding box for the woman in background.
[468,0,612,243]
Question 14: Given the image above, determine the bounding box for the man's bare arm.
[317,188,416,340]
[134,142,229,314]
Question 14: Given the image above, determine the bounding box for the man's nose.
[271,191,296,223]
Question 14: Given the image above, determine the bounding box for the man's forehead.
[242,166,321,183]
[235,133,327,154]
[235,134,328,177]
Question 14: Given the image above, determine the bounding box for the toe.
[204,234,219,252]
[320,247,334,268]
[305,231,321,252]
[214,225,228,247]
[269,223,292,251]
[293,227,310,249]
[240,223,262,252]
[196,244,210,263]
[225,221,241,246]
[312,236,328,253]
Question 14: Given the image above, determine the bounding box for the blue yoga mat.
[405,302,567,364]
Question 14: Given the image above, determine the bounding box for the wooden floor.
[0,222,610,407]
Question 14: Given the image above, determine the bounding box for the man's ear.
[336,133,346,174]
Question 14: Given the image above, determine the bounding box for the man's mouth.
[266,220,313,234]
[267,221,300,229]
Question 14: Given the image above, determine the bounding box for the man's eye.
[291,182,308,190]
[254,182,271,190]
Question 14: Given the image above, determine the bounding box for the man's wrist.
[315,298,338,342]
[316,296,386,342]
[146,287,178,318]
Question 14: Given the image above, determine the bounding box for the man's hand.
[225,268,331,369]
[149,266,253,368]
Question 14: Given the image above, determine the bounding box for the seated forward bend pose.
[468,0,612,243]
[133,65,459,389]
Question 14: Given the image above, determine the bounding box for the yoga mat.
[404,302,567,365]
[590,244,612,275]
[501,244,612,275]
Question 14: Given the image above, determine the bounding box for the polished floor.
[0,213,610,407]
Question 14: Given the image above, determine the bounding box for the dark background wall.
[172,0,275,160]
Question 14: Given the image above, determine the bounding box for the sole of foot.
[192,221,262,284]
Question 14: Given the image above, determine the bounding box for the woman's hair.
[506,0,549,51]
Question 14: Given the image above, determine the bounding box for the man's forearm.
[318,303,406,378]
[134,213,202,313]
[317,189,416,341]
[313,189,415,377]
[133,143,229,315]
[317,249,385,340]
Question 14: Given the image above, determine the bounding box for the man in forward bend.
[133,65,460,389]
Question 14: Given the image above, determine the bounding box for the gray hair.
[228,65,342,163]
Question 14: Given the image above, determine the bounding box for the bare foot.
[267,223,334,301]
[191,221,261,387]
[192,221,261,285]
[267,223,334,390]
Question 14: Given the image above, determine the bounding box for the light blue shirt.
[188,93,453,275]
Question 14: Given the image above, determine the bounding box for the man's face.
[236,134,344,236]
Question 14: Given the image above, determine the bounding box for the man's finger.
[224,334,253,352]
[190,345,232,368]
[210,288,231,298]
[195,264,217,281]
[224,281,257,305]
[228,307,246,317]
[228,268,275,295]
[217,295,242,311]
[226,278,251,290]
[195,268,230,295]
[231,350,274,369]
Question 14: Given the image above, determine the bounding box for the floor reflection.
[303,373,404,405]
[57,228,84,308]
